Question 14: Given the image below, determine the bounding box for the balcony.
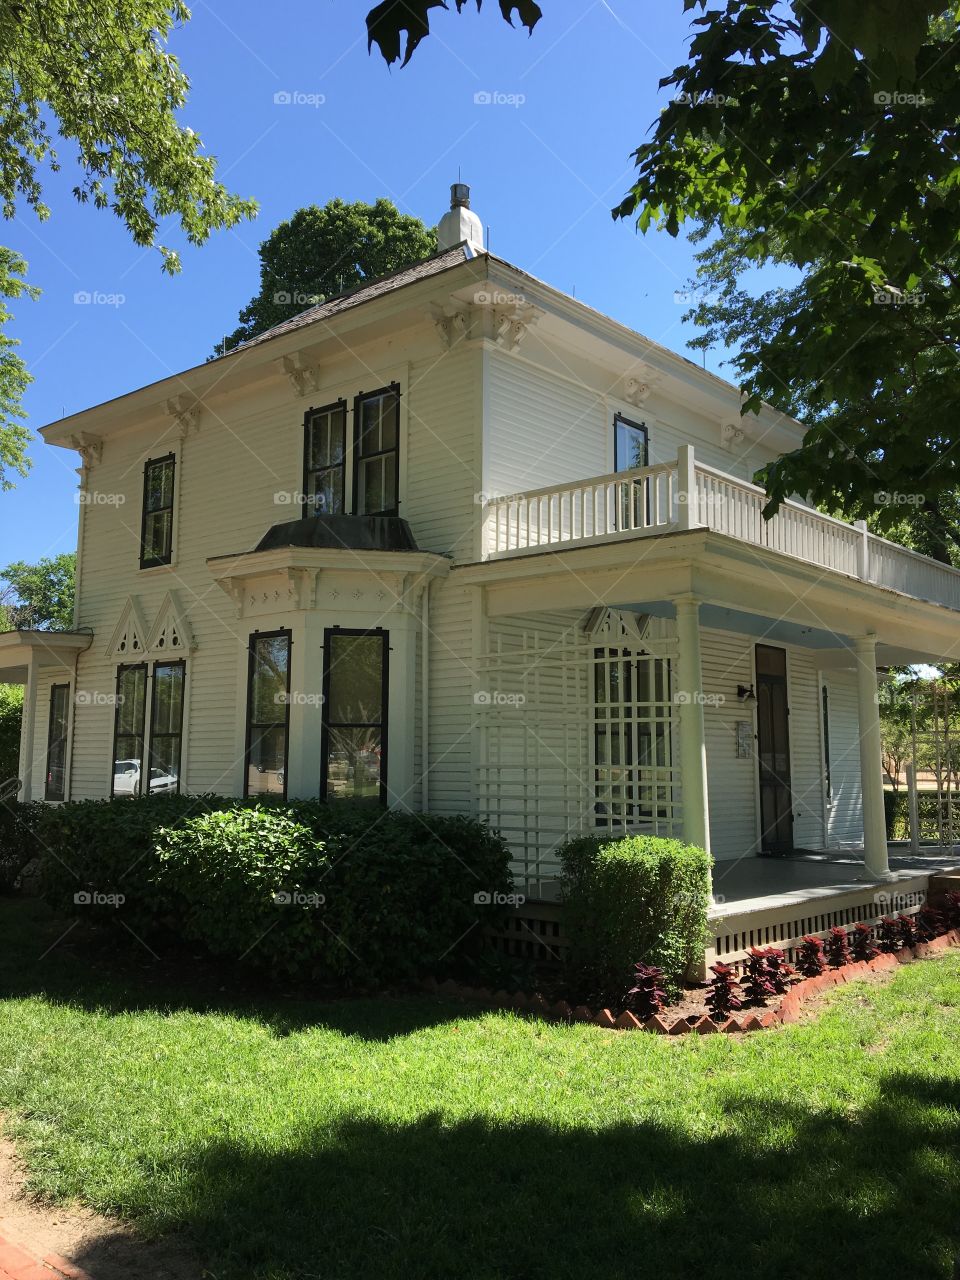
[481,445,960,615]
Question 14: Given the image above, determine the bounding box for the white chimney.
[437,183,485,255]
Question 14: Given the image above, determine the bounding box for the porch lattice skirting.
[475,612,680,889]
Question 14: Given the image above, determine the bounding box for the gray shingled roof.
[232,243,476,353]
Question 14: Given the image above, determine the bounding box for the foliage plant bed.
[426,929,960,1034]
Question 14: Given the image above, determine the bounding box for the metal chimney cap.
[450,183,471,209]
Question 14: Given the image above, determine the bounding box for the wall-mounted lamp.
[737,683,758,708]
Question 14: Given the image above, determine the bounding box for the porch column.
[854,634,890,879]
[18,651,38,802]
[674,596,711,856]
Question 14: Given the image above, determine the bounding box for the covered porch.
[457,503,960,912]
[0,629,92,800]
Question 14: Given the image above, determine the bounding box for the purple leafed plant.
[849,923,877,962]
[824,925,851,970]
[761,946,795,994]
[896,914,919,949]
[795,935,826,977]
[916,905,945,941]
[743,947,776,1006]
[624,962,668,1020]
[877,917,900,953]
[706,961,742,1021]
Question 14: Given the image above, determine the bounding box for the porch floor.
[710,846,960,919]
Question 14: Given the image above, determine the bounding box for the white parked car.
[113,761,178,796]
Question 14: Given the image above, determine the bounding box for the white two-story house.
[3,185,959,960]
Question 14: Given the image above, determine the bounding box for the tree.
[0,683,22,782]
[0,0,257,487]
[215,200,438,354]
[366,2,960,554]
[681,223,960,561]
[1,554,76,630]
[365,0,542,67]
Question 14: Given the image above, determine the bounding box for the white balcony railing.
[481,445,960,614]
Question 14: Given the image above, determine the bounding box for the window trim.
[353,383,401,517]
[110,662,148,797]
[243,628,292,801]
[146,659,186,796]
[44,683,71,802]
[319,626,389,805]
[139,452,177,569]
[302,399,348,517]
[613,413,649,473]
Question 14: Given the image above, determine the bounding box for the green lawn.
[1,899,959,1279]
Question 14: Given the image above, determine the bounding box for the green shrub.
[156,807,331,977]
[36,794,514,985]
[559,834,712,1001]
[0,800,48,893]
[37,793,227,930]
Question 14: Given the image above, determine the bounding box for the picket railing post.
[676,444,696,530]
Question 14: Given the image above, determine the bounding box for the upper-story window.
[140,454,176,567]
[614,414,648,473]
[303,401,347,515]
[355,385,400,516]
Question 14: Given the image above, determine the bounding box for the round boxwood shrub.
[559,833,712,1001]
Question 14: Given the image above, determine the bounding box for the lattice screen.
[475,610,680,892]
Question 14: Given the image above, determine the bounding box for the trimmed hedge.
[559,834,712,1001]
[33,794,513,984]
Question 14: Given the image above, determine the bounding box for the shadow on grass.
[63,1073,960,1280]
[0,897,479,1042]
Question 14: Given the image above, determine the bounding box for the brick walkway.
[0,1231,91,1280]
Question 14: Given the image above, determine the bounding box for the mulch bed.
[424,929,960,1035]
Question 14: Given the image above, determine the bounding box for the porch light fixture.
[737,684,758,708]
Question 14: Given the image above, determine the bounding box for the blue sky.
[0,0,732,567]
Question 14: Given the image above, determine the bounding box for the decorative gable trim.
[145,590,195,656]
[585,606,651,647]
[106,596,150,660]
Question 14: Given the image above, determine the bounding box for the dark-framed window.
[821,682,832,802]
[140,453,176,567]
[320,628,388,804]
[112,663,148,797]
[354,384,400,516]
[614,413,648,472]
[147,661,186,795]
[244,630,292,799]
[44,683,70,801]
[303,400,347,516]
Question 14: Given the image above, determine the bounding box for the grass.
[0,899,959,1279]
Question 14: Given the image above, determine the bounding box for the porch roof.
[456,527,960,664]
[0,629,93,684]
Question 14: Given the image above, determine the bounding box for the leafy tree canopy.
[215,199,437,354]
[366,0,542,67]
[0,0,257,487]
[681,222,960,561]
[1,553,76,630]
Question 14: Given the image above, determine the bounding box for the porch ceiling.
[0,629,92,682]
[456,530,960,661]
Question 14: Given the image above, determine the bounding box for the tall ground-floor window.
[321,628,388,803]
[148,661,185,794]
[45,683,71,801]
[593,646,673,828]
[112,664,148,796]
[245,630,291,798]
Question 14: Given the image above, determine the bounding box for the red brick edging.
[424,929,960,1035]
